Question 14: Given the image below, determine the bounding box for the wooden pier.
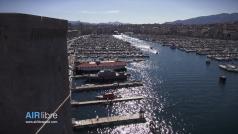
[71,81,143,92]
[73,113,146,129]
[71,96,144,107]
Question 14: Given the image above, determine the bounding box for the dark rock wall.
[0,13,72,134]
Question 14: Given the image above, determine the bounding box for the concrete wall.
[0,13,72,134]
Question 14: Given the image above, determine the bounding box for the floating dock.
[71,74,91,79]
[73,113,146,129]
[71,96,144,107]
[71,81,143,92]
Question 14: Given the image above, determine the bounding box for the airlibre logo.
[25,112,58,124]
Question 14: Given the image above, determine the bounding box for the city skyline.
[0,0,238,24]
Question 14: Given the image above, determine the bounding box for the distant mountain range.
[69,21,126,25]
[165,13,238,25]
[69,13,238,26]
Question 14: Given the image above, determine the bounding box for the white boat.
[219,64,238,73]
[95,93,122,100]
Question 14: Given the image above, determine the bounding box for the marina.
[67,35,149,63]
[2,1,238,133]
[68,34,148,132]
[132,34,238,61]
[69,34,238,134]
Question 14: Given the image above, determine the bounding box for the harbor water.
[72,35,238,134]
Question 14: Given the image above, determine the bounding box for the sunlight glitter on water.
[95,57,175,134]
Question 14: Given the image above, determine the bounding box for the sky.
[0,0,238,24]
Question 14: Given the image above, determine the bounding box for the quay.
[73,113,146,129]
[71,96,144,107]
[71,81,143,92]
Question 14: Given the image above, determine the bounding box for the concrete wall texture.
[0,13,72,134]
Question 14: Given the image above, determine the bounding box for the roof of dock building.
[77,61,126,69]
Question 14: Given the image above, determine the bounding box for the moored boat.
[206,59,211,64]
[87,69,130,82]
[219,75,227,83]
[95,93,122,100]
[219,64,238,73]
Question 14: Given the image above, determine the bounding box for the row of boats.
[130,34,238,74]
[68,35,149,62]
[133,34,238,62]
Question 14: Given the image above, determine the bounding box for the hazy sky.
[0,0,238,24]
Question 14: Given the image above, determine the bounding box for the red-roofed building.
[76,61,126,72]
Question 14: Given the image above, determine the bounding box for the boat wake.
[113,34,159,54]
